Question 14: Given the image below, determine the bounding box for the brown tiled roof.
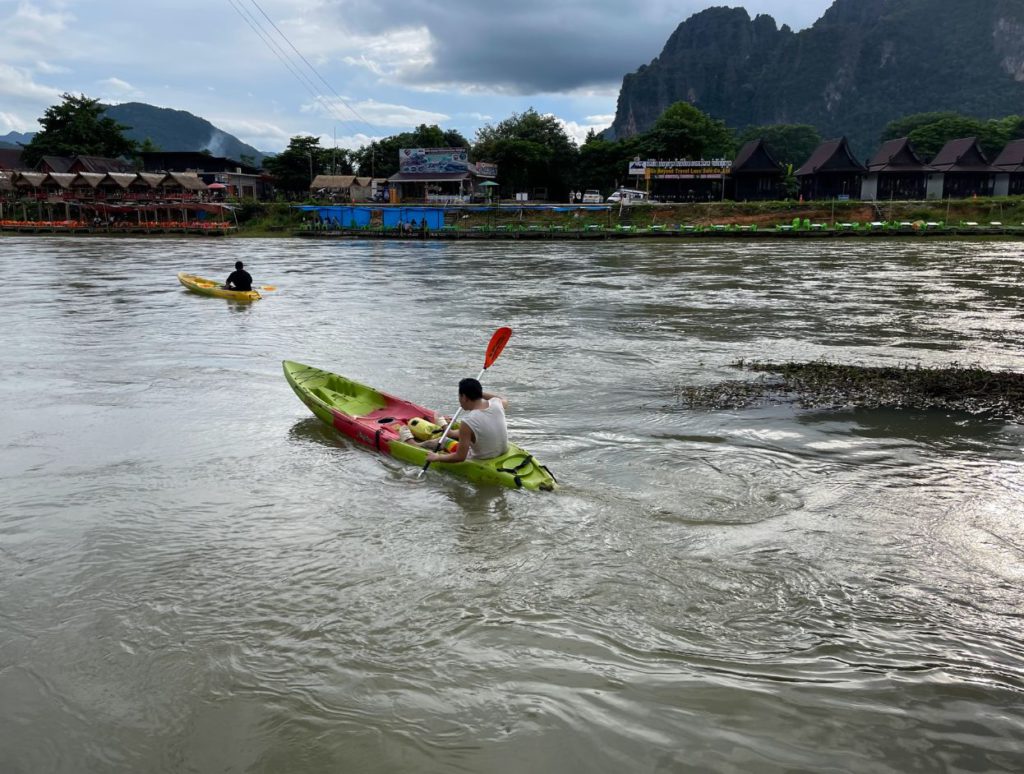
[41,156,74,173]
[311,174,358,189]
[166,172,207,191]
[14,172,47,187]
[105,173,142,188]
[74,155,134,173]
[732,139,783,173]
[929,137,991,172]
[45,172,76,188]
[795,138,865,177]
[867,138,930,172]
[992,139,1024,171]
[74,172,107,188]
[138,173,166,187]
[388,171,472,182]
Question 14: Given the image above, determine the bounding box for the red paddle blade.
[484,327,512,369]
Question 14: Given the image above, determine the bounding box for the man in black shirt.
[225,261,252,291]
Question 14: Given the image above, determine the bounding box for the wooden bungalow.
[13,171,47,198]
[70,172,107,200]
[107,172,154,201]
[795,138,865,200]
[142,151,271,200]
[39,156,74,174]
[992,139,1024,197]
[926,137,993,199]
[310,175,382,202]
[69,155,134,174]
[159,172,207,200]
[730,140,784,201]
[862,137,930,201]
[311,174,359,200]
[42,172,76,199]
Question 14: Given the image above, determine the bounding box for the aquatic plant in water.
[676,361,1024,423]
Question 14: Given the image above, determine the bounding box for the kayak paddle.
[418,326,512,477]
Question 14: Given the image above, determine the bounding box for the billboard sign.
[628,159,732,178]
[399,148,470,174]
[475,161,498,178]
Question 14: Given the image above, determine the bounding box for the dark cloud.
[333,0,831,94]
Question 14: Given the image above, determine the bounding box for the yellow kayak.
[178,272,261,302]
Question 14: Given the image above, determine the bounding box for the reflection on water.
[1,236,1023,773]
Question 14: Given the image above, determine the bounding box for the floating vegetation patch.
[676,361,1024,423]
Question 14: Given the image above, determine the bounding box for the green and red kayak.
[283,360,557,491]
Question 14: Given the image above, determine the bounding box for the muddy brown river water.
[1,236,1023,772]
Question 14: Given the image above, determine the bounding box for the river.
[1,236,1023,773]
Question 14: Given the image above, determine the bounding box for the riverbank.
[3,197,1023,239]
[251,198,1024,239]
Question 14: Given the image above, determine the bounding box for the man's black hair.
[458,377,483,401]
[235,261,244,270]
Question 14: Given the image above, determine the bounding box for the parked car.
[606,188,649,203]
[581,189,603,204]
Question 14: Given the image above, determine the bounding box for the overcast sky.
[0,0,834,153]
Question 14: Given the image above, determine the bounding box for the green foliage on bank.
[22,93,138,167]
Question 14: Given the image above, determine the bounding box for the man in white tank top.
[420,377,509,463]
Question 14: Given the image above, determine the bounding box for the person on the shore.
[224,261,252,291]
[399,378,508,462]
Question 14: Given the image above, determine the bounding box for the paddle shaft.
[418,326,511,477]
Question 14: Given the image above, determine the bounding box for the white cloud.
[314,132,379,151]
[0,111,34,133]
[554,115,613,145]
[303,97,448,130]
[0,63,62,101]
[209,116,295,151]
[96,76,142,101]
[35,60,71,75]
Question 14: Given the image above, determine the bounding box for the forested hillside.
[608,0,1024,157]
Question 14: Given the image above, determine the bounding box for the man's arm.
[426,424,473,463]
[481,391,509,410]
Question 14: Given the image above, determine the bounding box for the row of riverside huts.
[635,136,1024,202]
[0,150,273,202]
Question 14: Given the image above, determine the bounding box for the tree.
[577,132,644,193]
[263,136,346,199]
[736,124,822,168]
[22,93,138,166]
[880,111,1024,159]
[472,109,578,200]
[640,102,734,160]
[349,124,470,178]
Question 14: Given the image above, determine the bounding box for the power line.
[225,0,379,136]
[246,0,379,134]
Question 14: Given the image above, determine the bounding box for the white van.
[607,188,648,203]
[581,189,603,204]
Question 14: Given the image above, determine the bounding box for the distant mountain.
[607,0,1024,158]
[1,104,271,164]
[104,103,270,164]
[0,131,34,147]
